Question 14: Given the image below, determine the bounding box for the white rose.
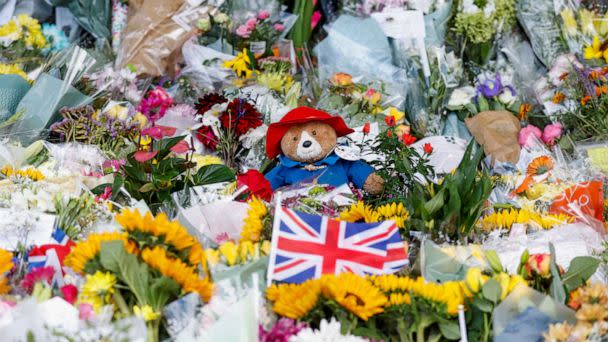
[498,89,516,105]
[448,86,476,107]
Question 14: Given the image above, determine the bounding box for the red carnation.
[195,93,227,115]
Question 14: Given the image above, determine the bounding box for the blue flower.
[42,24,69,53]
[477,74,504,98]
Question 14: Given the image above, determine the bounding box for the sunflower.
[240,197,268,243]
[480,208,572,231]
[322,273,387,320]
[141,246,213,302]
[388,293,411,306]
[376,202,409,228]
[65,232,135,273]
[340,201,380,223]
[116,209,205,267]
[266,279,322,320]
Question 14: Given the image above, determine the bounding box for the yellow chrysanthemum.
[340,201,380,223]
[240,197,268,243]
[322,272,387,320]
[65,232,135,273]
[16,14,46,49]
[223,49,253,79]
[376,202,409,228]
[266,279,322,320]
[79,271,116,312]
[0,63,30,82]
[141,246,213,302]
[0,19,22,42]
[116,209,205,267]
[191,154,223,170]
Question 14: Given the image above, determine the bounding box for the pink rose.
[273,23,285,32]
[542,123,563,146]
[236,25,251,38]
[246,18,258,30]
[78,303,95,320]
[257,10,270,20]
[518,125,542,148]
[311,11,322,29]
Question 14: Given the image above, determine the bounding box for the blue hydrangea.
[42,24,69,53]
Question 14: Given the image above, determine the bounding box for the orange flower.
[527,156,554,176]
[552,92,566,104]
[559,72,569,81]
[588,70,601,80]
[519,103,531,120]
[581,95,592,106]
[595,85,608,97]
[330,72,353,86]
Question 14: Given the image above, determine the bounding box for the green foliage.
[289,0,314,49]
[408,140,492,242]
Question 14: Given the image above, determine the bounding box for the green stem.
[147,319,160,342]
[416,315,434,342]
[113,291,130,316]
[482,313,490,342]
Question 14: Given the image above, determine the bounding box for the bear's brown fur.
[279,121,384,194]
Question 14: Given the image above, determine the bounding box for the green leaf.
[562,256,601,292]
[111,174,124,201]
[424,188,445,215]
[485,250,504,273]
[193,164,235,185]
[478,96,489,112]
[438,321,461,340]
[472,297,493,312]
[149,276,181,310]
[482,278,502,303]
[549,243,566,304]
[99,241,150,305]
[139,183,156,193]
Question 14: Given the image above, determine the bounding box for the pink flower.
[257,10,270,20]
[246,18,258,30]
[102,159,126,171]
[21,267,55,294]
[311,11,322,29]
[518,125,542,148]
[61,284,78,304]
[141,126,163,140]
[542,123,563,146]
[273,23,285,32]
[137,86,173,122]
[170,140,190,154]
[236,25,252,38]
[78,303,95,320]
[95,186,112,202]
[525,253,551,278]
[134,150,158,163]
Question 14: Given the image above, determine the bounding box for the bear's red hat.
[266,107,354,159]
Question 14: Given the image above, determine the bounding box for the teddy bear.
[264,106,384,194]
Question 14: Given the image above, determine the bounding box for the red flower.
[196,125,218,150]
[134,150,158,163]
[95,186,112,202]
[401,133,417,145]
[61,284,78,304]
[170,140,190,154]
[21,266,55,294]
[220,99,263,137]
[384,115,396,127]
[362,122,371,134]
[423,143,433,154]
[142,125,176,140]
[195,93,227,115]
[237,170,273,201]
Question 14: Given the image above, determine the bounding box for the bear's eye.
[293,136,298,142]
[312,130,317,136]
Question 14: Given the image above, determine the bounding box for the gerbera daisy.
[322,273,387,321]
[513,156,554,194]
[340,201,379,223]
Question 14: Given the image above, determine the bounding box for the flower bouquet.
[230,10,285,57]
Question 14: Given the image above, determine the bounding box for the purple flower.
[259,318,307,342]
[477,74,504,98]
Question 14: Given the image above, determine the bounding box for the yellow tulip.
[219,241,238,266]
[465,268,483,293]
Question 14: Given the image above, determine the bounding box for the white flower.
[213,12,230,25]
[461,0,480,14]
[289,318,366,342]
[447,86,476,107]
[498,89,516,105]
[483,0,495,17]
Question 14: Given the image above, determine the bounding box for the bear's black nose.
[302,140,312,148]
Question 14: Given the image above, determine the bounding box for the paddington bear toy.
[264,107,384,194]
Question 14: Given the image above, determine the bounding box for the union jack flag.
[267,207,408,284]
